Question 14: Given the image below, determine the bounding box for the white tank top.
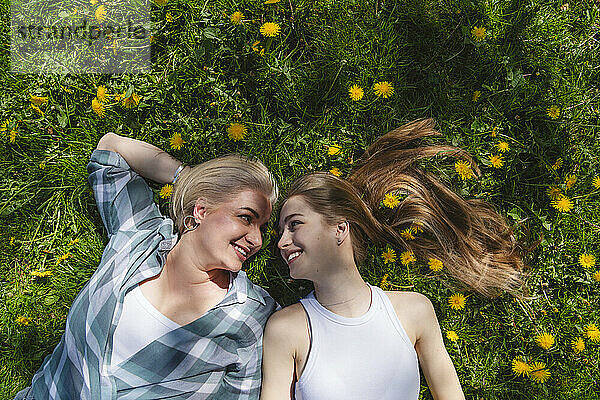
[295,285,420,400]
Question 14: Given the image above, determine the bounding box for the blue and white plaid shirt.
[16,149,278,399]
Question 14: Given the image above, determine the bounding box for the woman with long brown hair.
[260,119,527,400]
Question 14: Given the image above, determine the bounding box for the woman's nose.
[246,225,262,249]
[278,229,290,249]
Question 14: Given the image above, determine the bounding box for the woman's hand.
[97,133,186,184]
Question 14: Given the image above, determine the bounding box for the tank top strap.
[370,286,414,349]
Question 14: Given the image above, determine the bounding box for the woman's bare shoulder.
[384,290,433,310]
[264,302,308,337]
[384,291,437,345]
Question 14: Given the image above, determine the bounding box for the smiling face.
[277,195,340,280]
[188,189,272,273]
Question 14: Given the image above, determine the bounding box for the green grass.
[1,0,600,398]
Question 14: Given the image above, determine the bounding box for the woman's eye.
[289,220,300,230]
[240,215,252,224]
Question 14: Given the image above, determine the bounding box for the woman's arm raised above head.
[413,294,465,400]
[96,132,187,184]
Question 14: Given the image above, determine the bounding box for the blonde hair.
[170,154,278,233]
[286,119,532,298]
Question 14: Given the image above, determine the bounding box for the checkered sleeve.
[87,149,162,238]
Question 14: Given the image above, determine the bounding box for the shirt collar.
[219,270,267,307]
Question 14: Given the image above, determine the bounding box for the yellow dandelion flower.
[381,248,396,264]
[9,130,16,143]
[170,133,185,150]
[30,95,48,106]
[400,228,415,240]
[551,158,563,170]
[31,104,44,116]
[579,254,596,269]
[373,81,394,98]
[31,269,53,277]
[496,141,509,152]
[471,26,486,41]
[91,97,105,117]
[68,238,79,245]
[535,332,555,350]
[329,167,341,177]
[411,220,423,233]
[260,22,281,37]
[39,162,46,169]
[97,85,107,103]
[327,144,341,156]
[400,250,415,266]
[584,324,600,342]
[159,184,173,199]
[472,90,481,102]
[512,358,532,377]
[491,126,498,137]
[90,0,98,4]
[448,293,466,310]
[56,252,71,265]
[165,12,173,22]
[227,122,248,141]
[565,174,577,190]
[10,236,15,246]
[446,330,459,342]
[547,105,560,119]
[546,186,562,200]
[121,92,140,108]
[593,271,600,282]
[16,316,31,325]
[551,195,572,212]
[455,160,474,180]
[529,362,550,383]
[348,85,364,101]
[230,11,245,24]
[1,119,11,133]
[428,258,444,271]
[571,337,585,353]
[95,5,107,23]
[382,193,400,209]
[379,273,389,289]
[489,154,504,168]
[593,176,600,189]
[264,0,281,3]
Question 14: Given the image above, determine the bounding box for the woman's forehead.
[220,190,272,215]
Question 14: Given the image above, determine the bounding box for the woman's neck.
[139,240,230,325]
[312,264,372,318]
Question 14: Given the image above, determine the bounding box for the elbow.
[96,132,119,152]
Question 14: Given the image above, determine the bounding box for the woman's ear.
[193,199,209,222]
[336,220,350,246]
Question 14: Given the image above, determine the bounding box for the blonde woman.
[16,133,278,399]
[261,119,526,400]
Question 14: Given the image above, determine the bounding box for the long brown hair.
[286,119,529,298]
